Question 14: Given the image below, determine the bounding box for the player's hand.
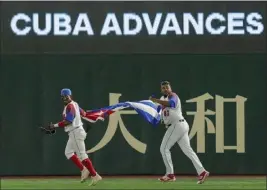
[149,96,156,102]
[49,122,55,129]
[40,123,56,135]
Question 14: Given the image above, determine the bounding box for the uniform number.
[164,110,169,117]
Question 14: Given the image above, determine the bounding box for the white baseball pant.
[160,120,205,175]
[65,127,88,161]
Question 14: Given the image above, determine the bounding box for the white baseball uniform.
[160,93,205,175]
[63,101,89,161]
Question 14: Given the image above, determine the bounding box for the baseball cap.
[61,88,72,96]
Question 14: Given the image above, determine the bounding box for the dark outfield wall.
[1,54,266,175]
[0,1,267,176]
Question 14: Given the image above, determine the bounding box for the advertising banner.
[1,1,266,54]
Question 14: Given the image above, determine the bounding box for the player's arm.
[53,104,76,128]
[79,107,87,117]
[149,94,177,108]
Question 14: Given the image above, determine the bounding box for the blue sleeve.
[157,105,162,112]
[65,104,75,122]
[168,95,178,108]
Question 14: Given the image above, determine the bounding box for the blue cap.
[61,88,72,96]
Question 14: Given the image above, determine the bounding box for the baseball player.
[149,81,209,184]
[49,88,102,186]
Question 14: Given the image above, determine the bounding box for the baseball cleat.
[158,175,167,181]
[158,174,176,182]
[80,168,90,183]
[197,171,209,184]
[89,173,102,186]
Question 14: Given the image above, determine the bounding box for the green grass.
[1,177,266,189]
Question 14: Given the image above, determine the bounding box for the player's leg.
[72,129,102,186]
[66,132,89,183]
[72,129,96,176]
[159,124,181,182]
[65,136,85,172]
[177,122,209,184]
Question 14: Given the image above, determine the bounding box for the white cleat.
[80,168,90,183]
[88,173,102,186]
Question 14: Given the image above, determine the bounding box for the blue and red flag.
[81,100,162,126]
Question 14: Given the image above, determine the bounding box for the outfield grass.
[1,177,266,189]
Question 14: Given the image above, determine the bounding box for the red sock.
[82,158,96,176]
[70,155,84,171]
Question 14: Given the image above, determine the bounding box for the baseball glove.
[40,123,56,135]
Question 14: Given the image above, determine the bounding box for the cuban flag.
[81,100,162,126]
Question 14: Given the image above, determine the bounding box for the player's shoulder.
[66,101,78,109]
[160,96,166,100]
[169,92,178,98]
[72,100,78,104]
